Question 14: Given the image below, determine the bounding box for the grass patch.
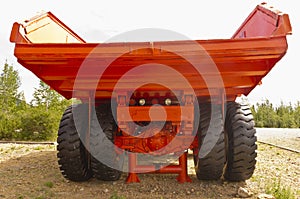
[35,197,44,199]
[34,146,44,151]
[16,145,24,150]
[109,191,126,199]
[265,179,295,199]
[250,174,263,185]
[10,146,16,151]
[44,181,54,188]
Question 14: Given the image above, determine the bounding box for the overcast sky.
[0,0,299,105]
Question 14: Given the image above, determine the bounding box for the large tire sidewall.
[224,102,257,181]
[90,104,123,181]
[57,104,93,182]
[194,103,226,180]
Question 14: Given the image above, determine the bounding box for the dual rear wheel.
[194,102,257,181]
[57,104,121,181]
[57,101,257,182]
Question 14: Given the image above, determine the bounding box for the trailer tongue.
[10,3,291,183]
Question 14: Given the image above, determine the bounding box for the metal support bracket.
[125,151,192,183]
[85,91,94,170]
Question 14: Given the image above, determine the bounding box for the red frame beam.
[117,106,194,122]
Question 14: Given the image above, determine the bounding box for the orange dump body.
[10,3,292,102]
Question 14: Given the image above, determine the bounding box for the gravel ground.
[0,141,299,199]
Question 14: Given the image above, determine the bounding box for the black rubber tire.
[224,102,257,181]
[194,103,226,180]
[57,104,93,182]
[90,103,122,181]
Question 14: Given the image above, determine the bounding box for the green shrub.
[0,111,21,140]
[18,107,61,141]
[265,179,295,199]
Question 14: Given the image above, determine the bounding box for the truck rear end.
[10,3,291,183]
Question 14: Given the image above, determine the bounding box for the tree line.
[0,62,71,141]
[0,63,299,141]
[251,100,300,128]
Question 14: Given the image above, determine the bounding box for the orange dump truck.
[10,3,291,183]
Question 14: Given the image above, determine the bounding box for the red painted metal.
[10,3,292,183]
[126,152,191,183]
[126,153,140,183]
[117,106,192,122]
[10,3,291,102]
[11,37,288,101]
[232,3,292,38]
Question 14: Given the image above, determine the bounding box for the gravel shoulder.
[0,142,299,199]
